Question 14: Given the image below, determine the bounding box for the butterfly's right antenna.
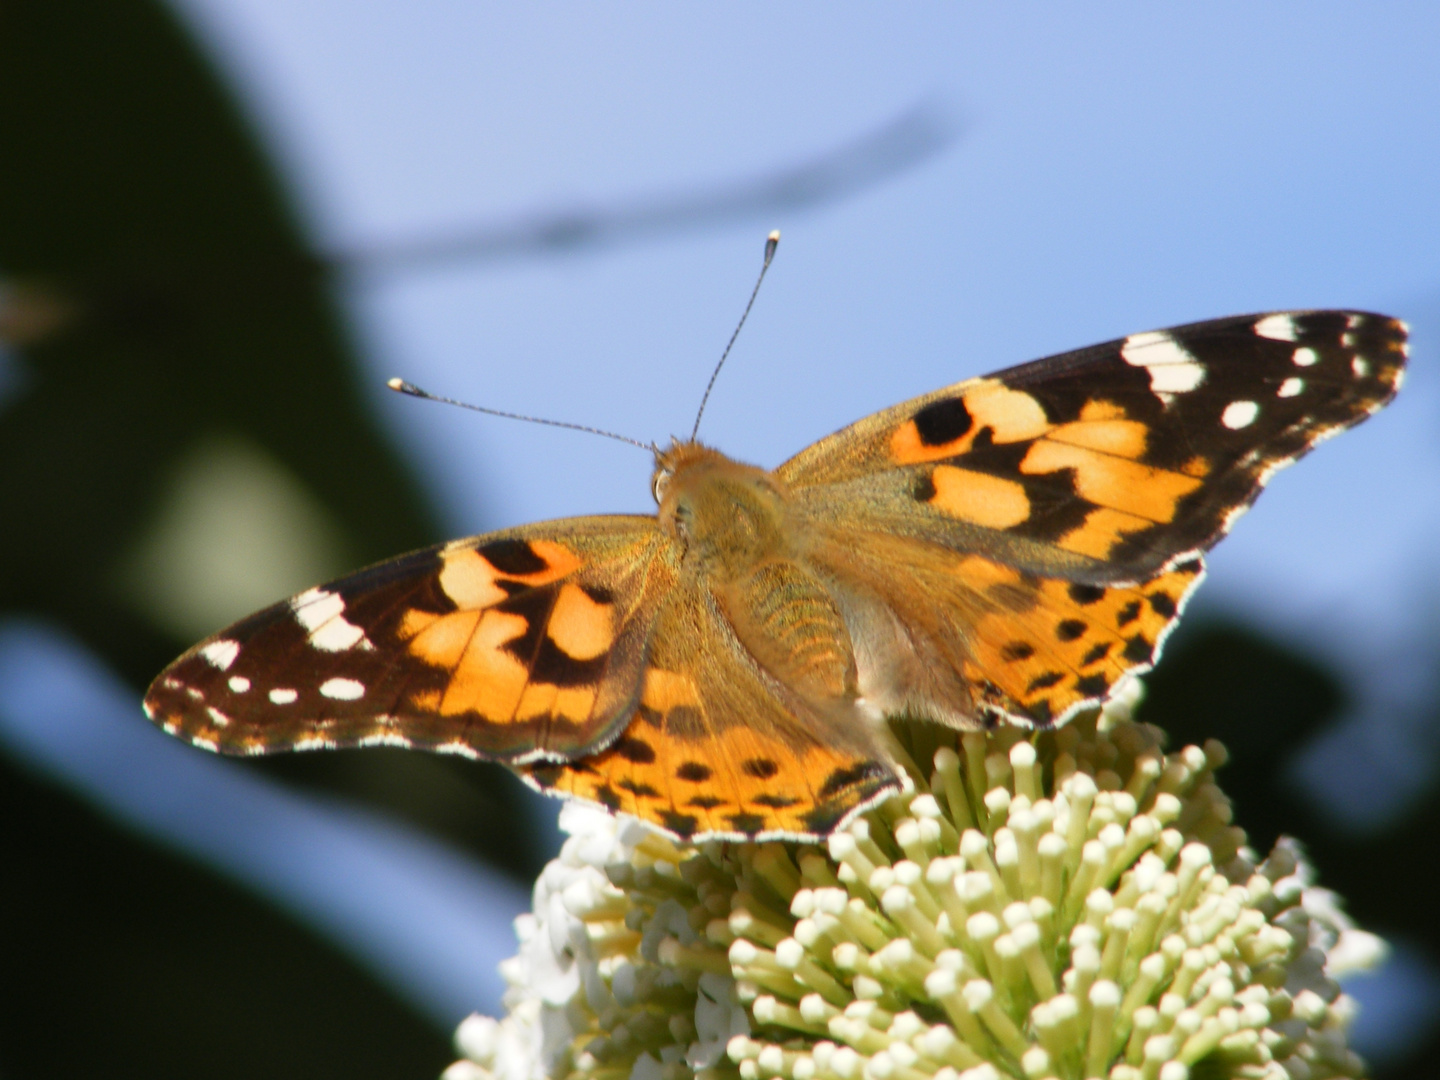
[689,230,779,442]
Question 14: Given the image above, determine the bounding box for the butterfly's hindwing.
[520,580,900,841]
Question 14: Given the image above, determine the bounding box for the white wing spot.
[1292,347,1319,367]
[292,588,373,652]
[309,618,370,652]
[1222,400,1260,429]
[1120,331,1206,395]
[320,677,365,701]
[1254,314,1298,341]
[206,706,232,727]
[436,741,480,759]
[1352,357,1371,377]
[191,737,220,753]
[269,688,299,705]
[162,721,179,736]
[359,732,416,749]
[199,639,240,670]
[228,676,251,693]
[292,587,342,628]
[184,687,204,701]
[1277,377,1304,398]
[294,736,334,751]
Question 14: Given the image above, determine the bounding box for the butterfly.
[145,309,1407,842]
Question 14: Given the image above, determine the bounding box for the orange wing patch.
[905,387,1209,565]
[1053,507,1155,561]
[436,538,584,606]
[929,466,1032,530]
[890,378,1050,465]
[1019,440,1202,524]
[391,533,653,759]
[405,538,610,723]
[957,557,1206,726]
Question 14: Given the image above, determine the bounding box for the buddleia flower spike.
[445,688,1384,1080]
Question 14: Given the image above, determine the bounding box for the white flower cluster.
[446,697,1382,1080]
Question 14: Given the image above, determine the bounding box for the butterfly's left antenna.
[689,229,779,442]
[387,379,653,451]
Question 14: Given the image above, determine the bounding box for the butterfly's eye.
[652,468,672,505]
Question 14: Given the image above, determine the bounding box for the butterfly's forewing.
[144,518,670,763]
[783,311,1407,726]
[520,578,899,840]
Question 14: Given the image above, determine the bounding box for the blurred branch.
[335,100,959,275]
[3,101,959,349]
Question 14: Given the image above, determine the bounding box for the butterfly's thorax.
[654,440,859,705]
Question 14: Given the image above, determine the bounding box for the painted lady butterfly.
[145,307,1406,841]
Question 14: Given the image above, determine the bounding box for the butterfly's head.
[651,438,718,506]
[653,439,786,570]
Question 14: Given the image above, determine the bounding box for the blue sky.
[7,0,1440,1047]
[173,1,1440,822]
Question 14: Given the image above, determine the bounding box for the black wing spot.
[526,763,562,789]
[912,472,937,503]
[661,811,698,839]
[596,785,623,811]
[1123,635,1153,664]
[1001,641,1036,662]
[1067,583,1106,606]
[635,704,664,728]
[580,582,616,605]
[801,804,849,836]
[726,812,765,836]
[1173,556,1203,576]
[687,794,724,809]
[617,778,660,797]
[1024,699,1054,726]
[1148,592,1177,618]
[1081,641,1113,667]
[1056,619,1087,642]
[819,760,890,800]
[752,793,800,809]
[613,736,656,764]
[530,638,608,687]
[913,396,974,447]
[1074,673,1110,698]
[479,538,548,576]
[676,761,712,782]
[1116,600,1142,627]
[742,758,779,779]
[499,589,605,686]
[1026,671,1064,692]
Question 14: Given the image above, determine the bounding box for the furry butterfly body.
[146,310,1406,840]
